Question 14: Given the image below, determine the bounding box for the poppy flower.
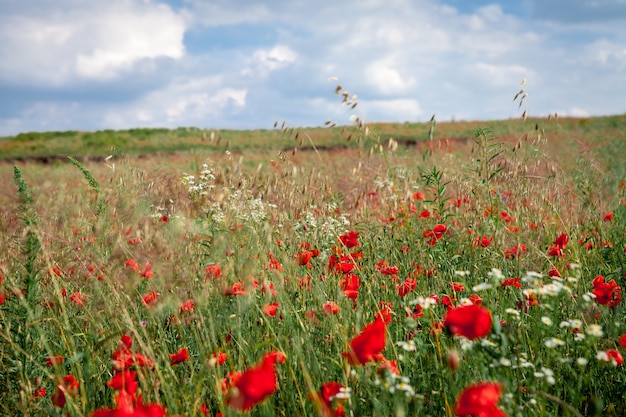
[339,231,360,248]
[468,294,483,306]
[69,291,86,306]
[329,255,356,274]
[90,389,167,417]
[412,191,425,200]
[444,304,492,339]
[473,236,493,248]
[205,263,222,280]
[226,351,285,411]
[603,212,613,222]
[46,354,64,367]
[208,351,227,367]
[423,224,448,246]
[344,317,386,365]
[107,370,138,396]
[223,281,247,296]
[170,347,190,365]
[339,274,361,300]
[592,275,622,307]
[500,277,521,288]
[504,244,526,259]
[179,299,195,314]
[140,262,153,279]
[396,278,417,297]
[125,259,140,272]
[296,251,314,267]
[52,375,79,408]
[605,349,624,366]
[450,282,465,292]
[454,382,507,417]
[376,261,399,275]
[376,302,393,324]
[33,387,47,398]
[323,301,339,315]
[309,382,347,417]
[262,302,280,317]
[264,254,284,271]
[142,291,158,307]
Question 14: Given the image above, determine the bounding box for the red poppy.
[419,209,431,218]
[504,244,526,259]
[179,299,195,314]
[376,261,399,275]
[468,294,483,306]
[339,231,360,248]
[592,275,622,307]
[125,259,140,272]
[500,277,521,288]
[107,370,138,396]
[310,382,347,417]
[548,268,561,278]
[142,291,158,307]
[208,351,227,367]
[262,302,280,317]
[444,304,492,339]
[329,255,356,274]
[264,254,284,271]
[69,291,86,306]
[603,213,613,222]
[450,282,465,292]
[500,211,513,223]
[454,382,507,417]
[90,389,167,417]
[52,375,79,408]
[473,236,493,248]
[46,354,64,367]
[344,317,386,365]
[412,191,425,200]
[205,263,222,280]
[323,301,339,315]
[223,281,246,296]
[423,224,448,246]
[170,347,190,365]
[396,278,417,297]
[377,356,400,375]
[297,251,314,267]
[619,334,626,349]
[33,387,47,398]
[606,349,624,366]
[140,262,154,279]
[226,351,285,411]
[111,335,154,370]
[339,274,361,300]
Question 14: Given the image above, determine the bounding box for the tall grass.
[0,106,624,417]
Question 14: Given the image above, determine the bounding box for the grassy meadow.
[0,112,625,417]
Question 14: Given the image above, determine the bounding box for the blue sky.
[0,0,624,136]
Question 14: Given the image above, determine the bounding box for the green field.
[1,114,625,416]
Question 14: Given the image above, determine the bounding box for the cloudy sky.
[0,0,625,136]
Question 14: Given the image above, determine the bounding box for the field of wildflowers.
[0,108,625,416]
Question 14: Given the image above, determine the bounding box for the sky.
[0,0,625,136]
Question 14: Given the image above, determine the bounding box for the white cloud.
[365,62,416,95]
[472,63,534,87]
[362,99,423,122]
[0,0,625,135]
[103,77,247,128]
[247,45,297,75]
[0,1,186,84]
